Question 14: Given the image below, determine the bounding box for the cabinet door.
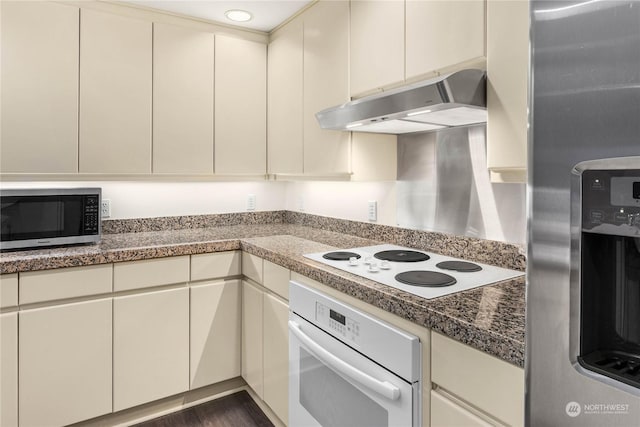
[215,35,267,174]
[405,0,485,79]
[1,313,17,427]
[263,293,289,425]
[190,280,241,389]
[0,1,79,173]
[114,287,189,411]
[350,0,405,96]
[79,8,152,173]
[486,0,528,182]
[242,280,264,398]
[153,23,214,174]
[19,299,112,427]
[267,17,304,174]
[303,0,351,174]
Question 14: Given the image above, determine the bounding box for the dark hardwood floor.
[133,390,275,427]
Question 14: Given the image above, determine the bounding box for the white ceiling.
[120,0,313,32]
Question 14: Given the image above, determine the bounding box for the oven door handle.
[288,320,401,401]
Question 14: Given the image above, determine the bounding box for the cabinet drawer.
[263,260,290,300]
[114,256,189,292]
[431,332,524,426]
[0,274,18,308]
[191,251,241,282]
[431,389,493,427]
[242,252,263,284]
[19,265,112,305]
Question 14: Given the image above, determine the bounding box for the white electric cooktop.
[304,244,524,299]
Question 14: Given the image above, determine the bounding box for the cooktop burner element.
[395,271,457,287]
[322,251,361,261]
[436,260,482,272]
[304,244,525,300]
[374,250,430,263]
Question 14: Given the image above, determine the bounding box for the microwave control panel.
[83,195,100,234]
[582,169,640,234]
[316,302,361,346]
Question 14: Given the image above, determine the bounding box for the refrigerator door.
[528,0,640,426]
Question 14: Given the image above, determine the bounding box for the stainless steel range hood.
[316,69,487,134]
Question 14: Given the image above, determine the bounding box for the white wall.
[1,180,397,224]
[285,181,397,226]
[0,181,287,219]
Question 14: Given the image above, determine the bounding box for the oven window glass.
[299,348,388,427]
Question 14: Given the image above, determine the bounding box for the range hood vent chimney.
[316,69,487,134]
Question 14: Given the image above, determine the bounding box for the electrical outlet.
[368,200,377,222]
[247,194,256,211]
[101,199,111,218]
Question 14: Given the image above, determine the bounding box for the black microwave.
[0,188,101,251]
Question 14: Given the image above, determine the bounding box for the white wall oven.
[289,281,421,427]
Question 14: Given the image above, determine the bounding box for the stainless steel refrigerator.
[528,0,640,426]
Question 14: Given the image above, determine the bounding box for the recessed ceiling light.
[225,9,252,23]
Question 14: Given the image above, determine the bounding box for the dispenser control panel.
[582,169,640,235]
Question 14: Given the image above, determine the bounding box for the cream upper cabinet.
[263,293,290,425]
[19,299,112,427]
[350,0,405,97]
[153,23,214,174]
[1,313,17,427]
[0,1,79,173]
[215,35,267,175]
[487,0,528,183]
[267,17,304,174]
[79,8,152,174]
[303,0,351,175]
[113,287,189,411]
[190,280,241,389]
[405,0,486,80]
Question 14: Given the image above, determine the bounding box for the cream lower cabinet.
[242,279,265,399]
[113,287,189,411]
[431,332,524,426]
[263,293,289,425]
[242,255,290,424]
[190,279,241,389]
[19,299,112,427]
[0,313,18,427]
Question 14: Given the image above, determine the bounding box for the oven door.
[289,312,417,427]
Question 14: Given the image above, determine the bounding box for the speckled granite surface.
[0,212,526,367]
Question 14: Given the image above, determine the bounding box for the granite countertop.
[0,221,525,367]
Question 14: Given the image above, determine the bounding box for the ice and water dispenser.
[574,161,640,389]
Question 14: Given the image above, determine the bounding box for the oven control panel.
[316,302,360,346]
